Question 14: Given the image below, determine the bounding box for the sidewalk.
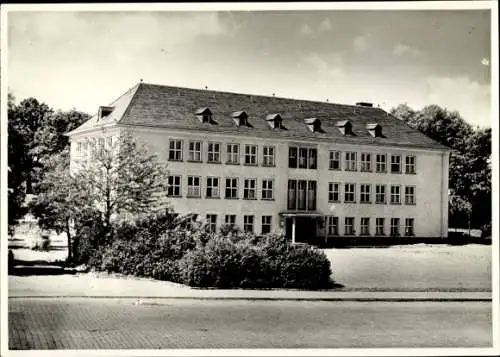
[9,273,492,301]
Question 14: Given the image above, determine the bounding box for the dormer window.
[195,107,213,123]
[366,123,383,137]
[304,118,321,133]
[266,113,283,129]
[232,111,249,127]
[98,106,114,120]
[335,120,353,136]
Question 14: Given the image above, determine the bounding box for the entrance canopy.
[279,211,324,217]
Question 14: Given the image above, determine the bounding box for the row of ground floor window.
[167,175,417,206]
[203,214,415,237]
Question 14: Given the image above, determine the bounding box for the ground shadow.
[8,256,75,276]
[7,244,28,250]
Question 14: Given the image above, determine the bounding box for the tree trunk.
[26,174,33,194]
[65,218,72,261]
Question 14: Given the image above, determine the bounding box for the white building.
[68,82,451,245]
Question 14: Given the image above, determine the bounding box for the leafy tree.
[390,103,415,123]
[390,104,491,229]
[32,132,169,250]
[7,93,28,234]
[8,97,54,194]
[7,97,90,195]
[32,109,90,182]
[28,149,79,258]
[8,94,90,235]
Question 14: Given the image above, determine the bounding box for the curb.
[8,296,492,302]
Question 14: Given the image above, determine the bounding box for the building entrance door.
[285,216,317,244]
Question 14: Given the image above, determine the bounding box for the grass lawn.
[324,244,491,291]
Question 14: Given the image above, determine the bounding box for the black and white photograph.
[1,1,498,356]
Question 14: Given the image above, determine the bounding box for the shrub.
[73,210,334,290]
[481,222,492,238]
[98,226,198,282]
[219,223,240,236]
[179,233,333,290]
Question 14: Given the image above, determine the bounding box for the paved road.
[9,298,492,349]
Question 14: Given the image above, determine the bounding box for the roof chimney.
[355,102,373,107]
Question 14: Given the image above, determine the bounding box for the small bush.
[481,223,492,238]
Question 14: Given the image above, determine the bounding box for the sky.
[6,7,493,128]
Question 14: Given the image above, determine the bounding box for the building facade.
[68,82,451,244]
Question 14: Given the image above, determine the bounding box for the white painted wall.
[102,126,449,238]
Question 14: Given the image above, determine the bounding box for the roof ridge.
[138,82,381,110]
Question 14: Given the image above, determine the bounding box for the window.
[226,143,239,164]
[261,216,272,234]
[344,217,355,236]
[289,146,317,169]
[390,185,401,204]
[287,180,317,211]
[225,214,236,225]
[405,186,416,205]
[307,181,317,210]
[82,141,88,160]
[361,153,372,172]
[206,214,217,232]
[245,145,258,166]
[405,218,415,236]
[243,179,257,199]
[328,183,340,202]
[298,148,308,168]
[244,215,254,233]
[287,180,297,210]
[344,183,356,203]
[329,151,341,170]
[376,218,385,235]
[106,136,113,149]
[297,181,307,210]
[77,142,83,158]
[225,178,238,199]
[206,177,219,198]
[390,218,400,236]
[262,179,274,200]
[360,184,371,203]
[391,154,402,173]
[288,147,297,168]
[376,154,387,173]
[187,176,201,197]
[345,152,357,171]
[202,114,211,123]
[327,216,339,236]
[208,142,221,163]
[97,137,105,155]
[308,149,317,169]
[169,139,183,161]
[89,139,96,160]
[262,146,275,166]
[405,155,416,174]
[375,184,386,204]
[360,217,370,236]
[188,141,202,162]
[167,175,181,197]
